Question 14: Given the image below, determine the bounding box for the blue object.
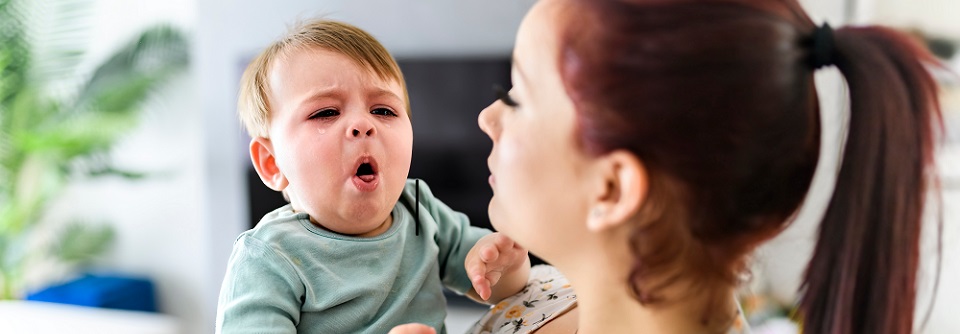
[26,273,157,312]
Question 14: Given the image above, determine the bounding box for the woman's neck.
[569,269,738,334]
[558,234,740,334]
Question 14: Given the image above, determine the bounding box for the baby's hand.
[466,233,528,301]
[389,323,436,334]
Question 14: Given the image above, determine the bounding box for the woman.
[397,0,943,333]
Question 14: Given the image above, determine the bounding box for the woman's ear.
[586,150,648,232]
[250,137,289,192]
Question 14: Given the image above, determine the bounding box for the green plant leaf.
[13,111,137,160]
[0,185,53,234]
[0,0,188,300]
[86,166,149,180]
[0,0,31,109]
[53,222,114,265]
[74,25,188,115]
[28,0,93,89]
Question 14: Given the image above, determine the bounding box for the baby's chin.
[305,198,395,235]
[298,176,406,236]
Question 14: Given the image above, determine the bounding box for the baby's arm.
[464,232,531,303]
[410,179,529,302]
[216,236,302,334]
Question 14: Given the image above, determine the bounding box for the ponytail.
[799,26,942,334]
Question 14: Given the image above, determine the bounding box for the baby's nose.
[349,120,376,138]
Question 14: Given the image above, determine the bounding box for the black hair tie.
[811,23,836,69]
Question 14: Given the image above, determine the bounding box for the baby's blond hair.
[238,19,410,138]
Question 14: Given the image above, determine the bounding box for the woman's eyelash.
[493,84,519,107]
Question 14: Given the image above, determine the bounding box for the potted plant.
[0,0,189,299]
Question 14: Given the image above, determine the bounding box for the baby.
[216,19,530,333]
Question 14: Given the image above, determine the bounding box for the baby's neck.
[301,210,394,238]
[348,214,393,237]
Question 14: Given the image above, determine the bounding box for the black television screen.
[402,57,511,233]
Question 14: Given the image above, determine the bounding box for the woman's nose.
[478,102,500,140]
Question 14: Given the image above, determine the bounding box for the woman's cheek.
[496,136,531,196]
[498,137,543,220]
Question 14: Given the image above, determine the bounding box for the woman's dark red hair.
[555,0,943,333]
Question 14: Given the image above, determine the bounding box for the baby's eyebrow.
[291,88,344,114]
[301,87,344,103]
[367,88,402,104]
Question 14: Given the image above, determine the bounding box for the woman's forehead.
[515,0,564,79]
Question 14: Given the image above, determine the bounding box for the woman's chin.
[487,202,506,230]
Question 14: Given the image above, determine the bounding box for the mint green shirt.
[216,179,490,334]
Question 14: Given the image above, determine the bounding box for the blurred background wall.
[12,0,957,333]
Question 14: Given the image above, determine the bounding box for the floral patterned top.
[467,265,752,334]
[468,265,576,334]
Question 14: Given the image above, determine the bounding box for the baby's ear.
[586,150,648,232]
[250,137,288,192]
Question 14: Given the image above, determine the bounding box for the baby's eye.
[371,108,398,117]
[309,109,339,119]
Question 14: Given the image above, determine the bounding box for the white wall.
[865,0,960,37]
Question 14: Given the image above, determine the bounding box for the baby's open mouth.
[356,162,376,182]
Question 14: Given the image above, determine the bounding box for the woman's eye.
[493,84,519,107]
[371,108,398,117]
[309,109,339,119]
